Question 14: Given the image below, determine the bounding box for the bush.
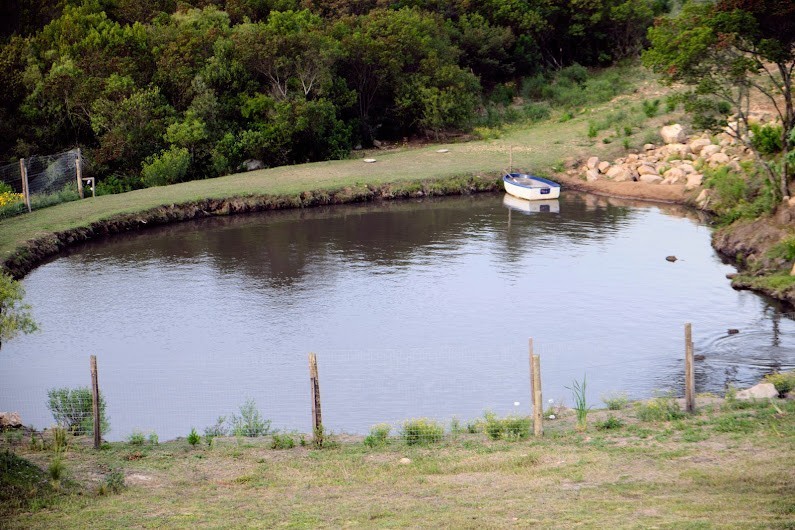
[140,146,190,187]
[483,412,530,440]
[100,469,125,495]
[750,123,783,155]
[231,399,271,437]
[270,433,295,450]
[48,456,66,482]
[46,387,108,436]
[127,431,146,446]
[595,415,625,430]
[704,165,776,224]
[522,102,551,122]
[635,394,685,422]
[401,419,444,445]
[364,423,391,447]
[187,428,200,446]
[204,416,228,439]
[763,371,795,397]
[602,392,629,410]
[642,99,660,118]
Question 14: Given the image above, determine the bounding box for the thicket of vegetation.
[0,0,669,191]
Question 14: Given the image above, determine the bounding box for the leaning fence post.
[685,323,695,413]
[19,158,31,212]
[90,355,101,449]
[75,148,84,199]
[309,353,323,445]
[529,339,544,437]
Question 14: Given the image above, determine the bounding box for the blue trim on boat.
[503,173,561,188]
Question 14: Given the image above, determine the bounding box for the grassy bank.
[3,397,794,528]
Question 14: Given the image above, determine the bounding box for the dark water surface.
[2,192,794,440]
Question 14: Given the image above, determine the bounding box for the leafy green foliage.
[704,165,776,224]
[0,273,38,345]
[187,428,200,446]
[364,423,391,447]
[0,0,666,187]
[482,412,531,441]
[635,394,685,422]
[750,123,783,155]
[46,386,108,436]
[763,371,795,397]
[595,415,625,430]
[401,418,444,445]
[231,398,271,437]
[270,433,296,449]
[602,392,629,410]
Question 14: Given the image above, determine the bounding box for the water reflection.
[1,192,793,440]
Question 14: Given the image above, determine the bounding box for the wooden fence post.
[309,353,322,445]
[90,355,101,449]
[75,148,84,199]
[529,339,544,437]
[685,323,695,413]
[19,158,31,212]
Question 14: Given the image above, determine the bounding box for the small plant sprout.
[566,374,591,431]
[187,428,200,446]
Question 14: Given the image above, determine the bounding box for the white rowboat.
[503,173,561,201]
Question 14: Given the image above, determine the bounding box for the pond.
[2,192,793,440]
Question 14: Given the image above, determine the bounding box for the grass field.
[0,67,675,267]
[3,397,794,528]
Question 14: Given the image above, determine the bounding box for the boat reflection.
[503,194,560,214]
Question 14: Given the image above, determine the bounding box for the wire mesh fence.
[0,149,89,218]
[6,322,782,447]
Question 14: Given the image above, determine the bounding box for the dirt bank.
[553,171,690,204]
[711,202,795,308]
[1,176,502,279]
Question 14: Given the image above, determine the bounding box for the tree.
[643,0,795,200]
[0,273,38,349]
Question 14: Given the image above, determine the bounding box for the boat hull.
[503,173,561,201]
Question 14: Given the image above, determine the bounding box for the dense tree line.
[0,0,667,190]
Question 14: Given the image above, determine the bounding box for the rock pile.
[571,123,758,209]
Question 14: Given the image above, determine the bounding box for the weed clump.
[635,394,685,422]
[270,433,295,450]
[364,424,392,448]
[602,392,629,410]
[595,415,625,430]
[482,412,531,441]
[401,419,444,446]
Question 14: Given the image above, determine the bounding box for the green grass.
[2,398,793,528]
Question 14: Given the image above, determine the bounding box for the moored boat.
[503,173,561,201]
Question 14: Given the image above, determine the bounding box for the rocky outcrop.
[572,124,757,207]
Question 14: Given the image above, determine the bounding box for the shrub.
[148,432,159,445]
[204,416,229,439]
[520,74,548,100]
[750,123,783,155]
[46,387,108,436]
[483,412,530,440]
[635,394,685,422]
[767,237,795,263]
[401,419,444,445]
[140,146,190,187]
[128,431,146,446]
[187,428,200,446]
[522,102,551,122]
[602,392,629,410]
[101,469,125,495]
[595,415,625,430]
[270,433,295,450]
[763,371,795,397]
[48,456,66,482]
[231,399,271,437]
[587,123,598,138]
[364,423,391,447]
[52,427,68,453]
[642,99,660,118]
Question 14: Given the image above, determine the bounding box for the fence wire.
[0,149,83,218]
